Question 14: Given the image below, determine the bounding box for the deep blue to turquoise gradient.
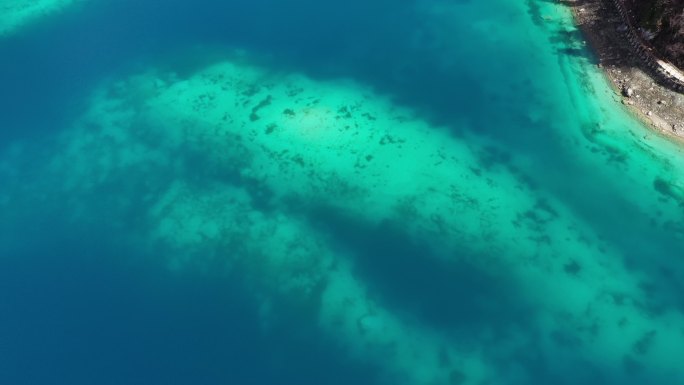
[2,0,684,384]
[0,223,381,385]
[0,3,414,383]
[0,2,400,383]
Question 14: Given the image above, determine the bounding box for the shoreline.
[567,0,684,144]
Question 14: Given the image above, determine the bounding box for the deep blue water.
[0,221,381,385]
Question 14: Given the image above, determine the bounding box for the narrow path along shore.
[608,0,684,92]
[658,59,684,84]
[567,0,684,142]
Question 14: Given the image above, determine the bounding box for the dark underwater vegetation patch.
[653,178,684,204]
[306,205,536,342]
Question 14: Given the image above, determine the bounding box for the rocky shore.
[568,0,684,142]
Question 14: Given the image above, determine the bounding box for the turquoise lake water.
[2,1,684,384]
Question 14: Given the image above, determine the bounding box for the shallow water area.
[2,0,684,384]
